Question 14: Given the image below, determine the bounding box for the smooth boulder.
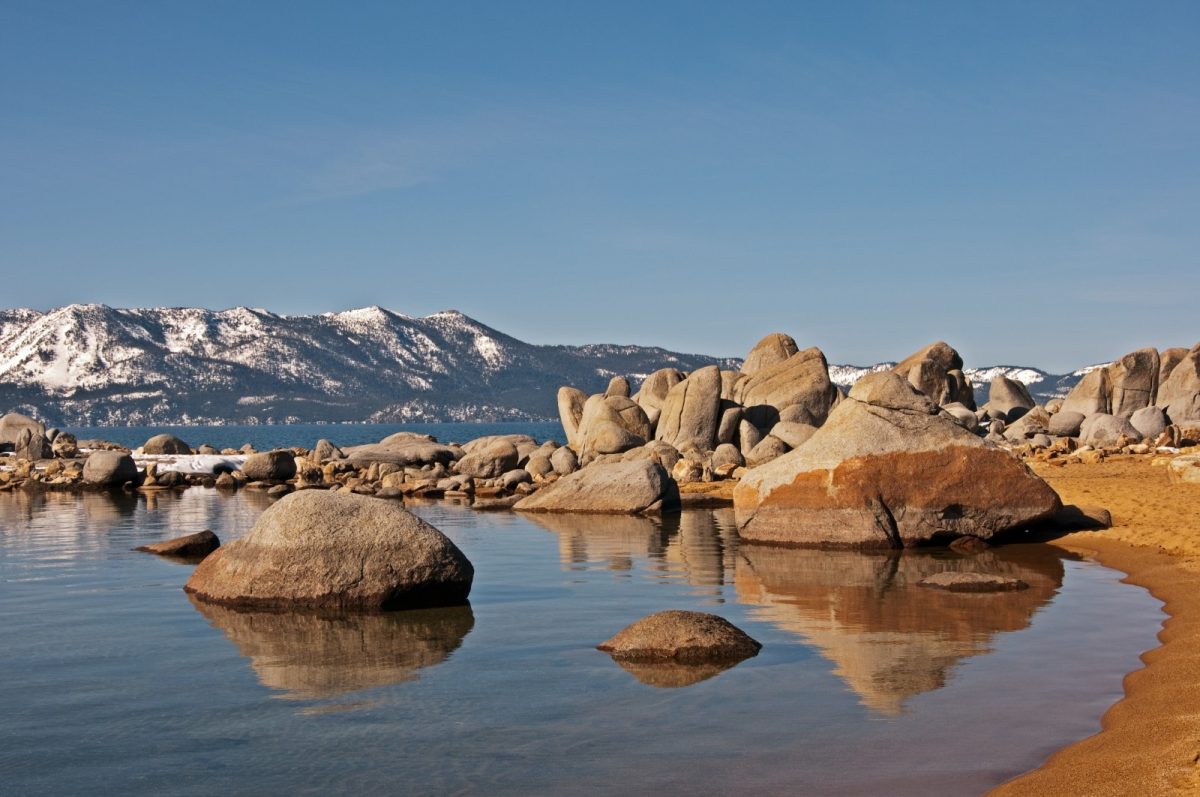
[1157,343,1200,422]
[83,451,139,487]
[514,459,678,515]
[734,347,839,426]
[734,372,1060,547]
[184,491,473,611]
[136,530,221,559]
[741,332,799,376]
[987,376,1035,419]
[655,366,722,452]
[241,450,297,482]
[597,610,762,663]
[143,434,192,455]
[893,341,975,409]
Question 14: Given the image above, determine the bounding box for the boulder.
[597,610,761,663]
[1156,343,1200,423]
[605,375,631,398]
[716,404,741,446]
[711,443,745,472]
[0,412,44,448]
[51,432,78,459]
[893,341,975,409]
[143,434,191,455]
[577,395,652,457]
[741,332,799,376]
[14,428,52,460]
[184,491,473,610]
[745,435,789,467]
[655,365,722,452]
[344,438,458,468]
[734,347,839,426]
[1107,348,1160,418]
[734,371,1060,548]
[500,468,533,490]
[456,439,520,478]
[241,450,297,482]
[1168,453,1200,485]
[635,369,685,415]
[313,439,345,461]
[1129,406,1169,440]
[525,453,555,480]
[1079,413,1141,447]
[768,421,817,450]
[719,370,745,402]
[1159,347,1190,386]
[550,446,579,476]
[917,573,1029,592]
[513,459,679,515]
[82,451,139,487]
[136,530,221,559]
[987,376,1035,419]
[557,386,588,448]
[1003,407,1052,442]
[624,440,682,473]
[1061,368,1110,416]
[738,419,763,457]
[940,403,978,432]
[1047,410,1086,438]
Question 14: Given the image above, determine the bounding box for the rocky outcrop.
[655,366,722,452]
[455,439,520,478]
[893,341,975,410]
[917,572,1029,592]
[184,491,473,611]
[597,610,761,663]
[733,347,839,427]
[241,450,297,482]
[634,368,684,415]
[987,376,1035,419]
[576,395,652,457]
[514,459,678,514]
[1061,368,1110,416]
[741,333,799,376]
[0,412,44,448]
[143,434,191,455]
[1107,347,1160,418]
[1157,344,1200,422]
[313,439,345,461]
[557,386,587,448]
[734,372,1060,547]
[135,529,220,559]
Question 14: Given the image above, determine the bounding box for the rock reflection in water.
[736,545,1065,714]
[610,659,739,689]
[523,509,739,596]
[190,598,474,701]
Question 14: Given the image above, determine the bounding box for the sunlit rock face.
[191,599,474,701]
[735,545,1064,715]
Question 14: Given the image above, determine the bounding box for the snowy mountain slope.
[0,304,1090,425]
[0,305,739,425]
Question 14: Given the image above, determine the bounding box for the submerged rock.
[184,491,473,611]
[598,610,762,663]
[917,572,1029,592]
[135,529,220,559]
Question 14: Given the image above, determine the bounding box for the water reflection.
[522,509,739,598]
[736,545,1065,714]
[609,659,740,689]
[190,598,475,702]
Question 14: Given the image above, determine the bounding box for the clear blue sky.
[2,1,1197,371]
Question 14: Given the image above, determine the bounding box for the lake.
[0,487,1162,795]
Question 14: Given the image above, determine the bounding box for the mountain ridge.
[0,304,1088,426]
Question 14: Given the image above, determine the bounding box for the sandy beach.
[991,456,1200,795]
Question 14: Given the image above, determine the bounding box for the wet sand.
[992,456,1200,795]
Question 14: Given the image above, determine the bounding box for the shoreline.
[991,459,1200,795]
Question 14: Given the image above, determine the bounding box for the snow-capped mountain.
[0,304,740,425]
[0,304,1090,426]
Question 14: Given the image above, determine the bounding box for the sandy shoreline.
[991,457,1200,795]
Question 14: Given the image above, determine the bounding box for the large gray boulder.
[83,451,139,487]
[1047,410,1086,438]
[1107,347,1160,418]
[184,491,473,610]
[1003,406,1052,441]
[634,369,685,415]
[576,395,652,457]
[456,439,520,478]
[1061,368,1110,416]
[733,347,840,426]
[345,438,459,467]
[655,366,722,452]
[242,450,297,482]
[514,459,679,514]
[892,341,975,410]
[987,376,1035,419]
[143,434,192,455]
[313,439,345,461]
[1160,347,1190,386]
[734,371,1060,547]
[550,445,579,476]
[741,332,799,376]
[1130,405,1168,439]
[1156,343,1200,423]
[0,412,44,448]
[1080,413,1142,447]
[14,427,52,460]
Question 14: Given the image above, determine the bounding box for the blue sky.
[2,1,1197,371]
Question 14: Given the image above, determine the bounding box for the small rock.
[135,530,221,559]
[917,572,1029,592]
[597,610,762,663]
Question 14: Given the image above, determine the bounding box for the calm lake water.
[0,489,1162,796]
[62,422,565,451]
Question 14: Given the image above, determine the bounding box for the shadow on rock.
[190,596,474,701]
